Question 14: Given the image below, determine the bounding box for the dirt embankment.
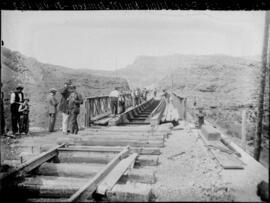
[1,47,129,130]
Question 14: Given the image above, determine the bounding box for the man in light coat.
[47,88,58,132]
[58,80,72,135]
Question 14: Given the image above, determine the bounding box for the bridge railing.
[149,98,166,126]
[85,93,133,127]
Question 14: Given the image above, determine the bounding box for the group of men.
[131,88,149,106]
[48,80,83,135]
[0,80,84,138]
[108,87,150,116]
[0,83,151,137]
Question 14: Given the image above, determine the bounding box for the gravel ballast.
[152,122,235,201]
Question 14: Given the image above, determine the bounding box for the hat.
[16,85,24,90]
[49,88,57,93]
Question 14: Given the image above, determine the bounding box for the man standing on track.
[47,88,58,132]
[59,80,72,135]
[119,90,126,114]
[18,98,30,135]
[10,85,24,138]
[153,88,157,97]
[109,87,120,116]
[68,85,83,134]
[134,88,140,106]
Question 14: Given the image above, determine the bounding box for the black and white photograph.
[0,10,269,202]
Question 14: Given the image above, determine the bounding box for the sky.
[1,11,266,70]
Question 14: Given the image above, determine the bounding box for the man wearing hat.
[68,85,83,134]
[59,80,72,135]
[10,85,24,137]
[47,88,58,132]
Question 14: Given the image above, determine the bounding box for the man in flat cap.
[59,80,72,135]
[47,88,58,132]
[10,85,24,137]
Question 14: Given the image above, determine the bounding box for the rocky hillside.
[1,47,129,130]
[114,53,268,112]
[115,55,186,88]
[118,54,268,137]
[157,55,264,107]
[116,54,269,165]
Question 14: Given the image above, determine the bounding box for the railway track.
[120,99,161,125]
[0,140,163,202]
[0,96,169,202]
[93,98,162,126]
[0,97,170,202]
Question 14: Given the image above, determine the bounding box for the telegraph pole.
[254,11,270,161]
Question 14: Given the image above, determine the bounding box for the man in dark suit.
[68,85,83,134]
[10,85,24,138]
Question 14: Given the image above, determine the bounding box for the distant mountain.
[1,47,129,129]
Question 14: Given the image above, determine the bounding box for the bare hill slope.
[116,54,269,166]
[1,47,129,130]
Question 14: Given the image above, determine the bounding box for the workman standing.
[47,88,58,132]
[109,87,120,116]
